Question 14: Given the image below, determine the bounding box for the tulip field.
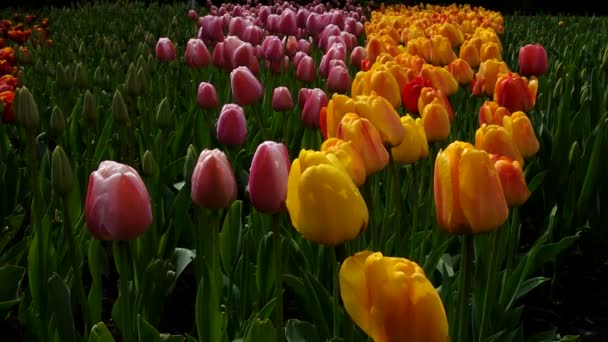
[1,0,608,341]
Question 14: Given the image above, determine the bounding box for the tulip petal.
[339,251,375,336]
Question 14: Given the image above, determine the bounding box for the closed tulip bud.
[354,94,404,147]
[272,86,294,112]
[493,72,538,113]
[155,97,172,129]
[185,38,211,69]
[16,86,39,130]
[327,65,351,93]
[491,155,530,207]
[286,149,368,245]
[230,66,263,106]
[86,161,153,240]
[191,149,238,209]
[321,138,366,187]
[82,90,97,123]
[125,63,143,97]
[73,62,88,88]
[112,90,129,125]
[502,111,540,159]
[475,124,524,166]
[340,251,449,342]
[211,42,225,69]
[49,106,65,137]
[459,37,482,68]
[337,113,389,176]
[142,150,156,177]
[430,35,456,66]
[295,55,316,83]
[479,101,510,126]
[216,103,247,147]
[279,9,298,36]
[369,69,401,108]
[155,37,176,62]
[196,82,218,110]
[184,144,198,184]
[51,146,74,195]
[421,100,451,142]
[434,141,508,234]
[325,93,356,139]
[93,66,105,86]
[297,38,311,54]
[187,9,198,21]
[518,43,548,77]
[391,115,428,164]
[402,76,432,115]
[418,87,454,122]
[248,141,291,213]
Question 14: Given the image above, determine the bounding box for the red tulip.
[402,76,432,115]
[185,38,210,69]
[155,37,176,62]
[230,66,263,106]
[191,149,238,209]
[85,161,152,240]
[518,43,548,77]
[350,46,366,69]
[216,104,247,147]
[248,141,291,213]
[301,88,328,128]
[187,9,198,21]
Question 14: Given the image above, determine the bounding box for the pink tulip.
[187,9,198,21]
[279,9,298,36]
[350,46,366,68]
[296,55,316,83]
[198,15,224,42]
[85,161,152,240]
[230,66,263,106]
[292,51,307,68]
[272,86,294,111]
[301,88,328,128]
[296,8,310,28]
[242,25,263,45]
[211,42,225,69]
[285,36,298,56]
[216,104,247,146]
[306,12,324,36]
[327,65,351,93]
[518,43,548,77]
[185,38,211,69]
[229,16,247,38]
[262,35,284,61]
[191,149,238,209]
[248,141,291,213]
[197,82,218,109]
[155,37,176,62]
[232,42,256,70]
[297,38,311,54]
[258,6,271,25]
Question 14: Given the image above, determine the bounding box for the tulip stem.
[0,124,8,160]
[409,164,419,260]
[63,196,90,339]
[272,213,283,340]
[118,240,133,342]
[389,152,402,256]
[478,230,498,342]
[456,233,474,342]
[334,244,353,342]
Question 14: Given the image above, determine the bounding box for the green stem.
[118,241,133,342]
[334,244,353,342]
[272,213,283,340]
[0,124,8,160]
[389,151,402,256]
[212,210,222,303]
[477,230,498,342]
[63,196,90,339]
[409,164,419,259]
[362,180,375,249]
[456,233,474,342]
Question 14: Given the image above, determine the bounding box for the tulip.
[301,88,328,129]
[459,37,482,68]
[279,9,298,36]
[211,42,226,69]
[350,46,367,69]
[401,76,431,115]
[297,38,311,54]
[85,161,152,240]
[471,59,510,97]
[321,138,366,187]
[0,90,14,123]
[430,35,456,66]
[284,36,298,56]
[187,9,198,21]
[421,100,451,142]
[434,141,508,234]
[155,37,176,62]
[354,95,404,147]
[502,111,540,159]
[327,65,351,93]
[337,113,389,176]
[324,93,356,139]
[493,72,538,113]
[262,35,284,61]
[230,66,263,106]
[286,149,368,245]
[478,101,510,126]
[272,86,294,112]
[369,70,401,109]
[191,149,238,209]
[475,124,524,166]
[340,251,449,342]
[197,82,218,109]
[491,155,531,207]
[518,43,548,77]
[420,65,459,96]
[445,58,474,85]
[296,55,316,83]
[391,115,428,164]
[185,38,210,68]
[418,87,454,122]
[248,141,291,213]
[216,104,247,147]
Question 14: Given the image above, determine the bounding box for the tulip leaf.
[173,247,196,282]
[138,259,176,325]
[577,116,607,211]
[244,318,276,342]
[48,273,77,342]
[255,231,275,304]
[92,114,115,166]
[526,170,546,194]
[89,322,115,342]
[513,276,549,302]
[220,200,243,277]
[88,239,104,324]
[138,314,185,342]
[285,319,320,342]
[195,262,224,342]
[0,265,24,311]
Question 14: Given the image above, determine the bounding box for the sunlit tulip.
[272,86,294,112]
[191,149,238,209]
[418,87,454,122]
[230,66,263,106]
[391,115,428,164]
[327,65,351,93]
[493,72,538,113]
[340,251,449,342]
[286,149,368,245]
[354,95,404,147]
[336,113,389,176]
[480,42,502,62]
[479,101,511,126]
[248,141,291,213]
[439,22,464,47]
[471,59,510,97]
[197,82,218,109]
[155,37,176,62]
[434,141,508,234]
[321,138,366,187]
[401,76,431,115]
[491,155,531,208]
[185,38,210,69]
[295,55,316,83]
[284,36,298,56]
[430,35,456,66]
[85,161,152,240]
[518,43,548,77]
[475,124,524,166]
[502,111,540,159]
[216,104,247,147]
[324,93,356,139]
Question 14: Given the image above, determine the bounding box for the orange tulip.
[391,115,429,164]
[369,70,402,109]
[354,94,405,147]
[336,113,389,176]
[475,124,524,166]
[471,59,510,97]
[434,141,508,234]
[420,64,459,96]
[321,138,367,187]
[418,87,454,122]
[491,155,531,207]
[493,72,538,113]
[502,111,540,159]
[422,100,451,142]
[445,58,474,85]
[430,35,456,66]
[478,101,511,126]
[480,42,502,62]
[459,37,482,68]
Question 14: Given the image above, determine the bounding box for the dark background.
[4,0,608,16]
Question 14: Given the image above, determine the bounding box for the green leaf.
[0,265,25,310]
[92,114,115,165]
[138,315,161,342]
[577,116,607,210]
[195,262,224,342]
[48,273,77,342]
[285,319,320,342]
[173,248,195,282]
[220,200,243,277]
[526,170,546,194]
[256,232,274,304]
[88,239,104,324]
[527,328,558,342]
[537,233,579,266]
[244,318,276,342]
[89,322,115,342]
[513,276,549,302]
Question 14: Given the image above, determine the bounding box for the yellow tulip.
[391,115,429,164]
[336,113,390,176]
[475,124,524,166]
[325,94,356,139]
[321,138,367,187]
[354,94,405,147]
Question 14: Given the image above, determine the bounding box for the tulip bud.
[191,149,237,209]
[112,90,129,125]
[230,66,263,106]
[184,144,198,184]
[518,43,548,77]
[493,72,538,113]
[475,124,524,166]
[82,90,98,123]
[197,82,218,110]
[85,160,153,240]
[93,66,105,87]
[295,55,316,83]
[125,63,143,97]
[391,115,429,164]
[321,138,367,186]
[401,77,432,115]
[49,106,65,138]
[73,62,88,89]
[248,141,291,213]
[216,104,247,147]
[137,67,147,95]
[502,111,540,159]
[51,146,74,195]
[327,65,351,93]
[272,86,294,112]
[156,97,172,129]
[16,86,39,130]
[141,150,156,178]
